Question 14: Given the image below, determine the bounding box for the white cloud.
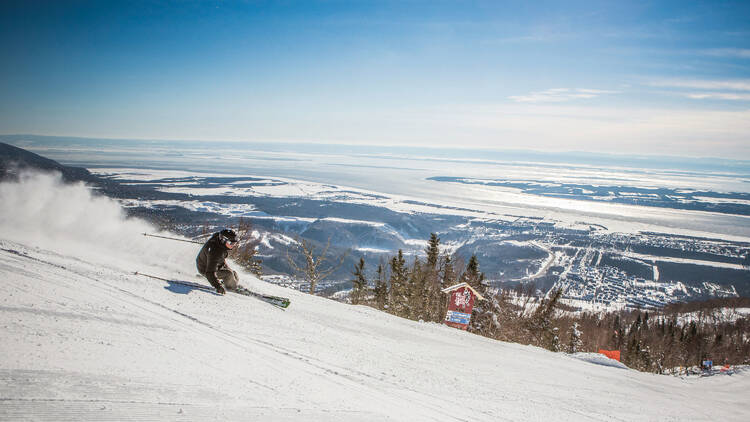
[508,88,619,103]
[649,79,750,91]
[649,78,750,102]
[685,92,750,100]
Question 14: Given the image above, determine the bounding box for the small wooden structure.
[441,282,485,330]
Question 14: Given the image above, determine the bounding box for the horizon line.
[2,133,749,165]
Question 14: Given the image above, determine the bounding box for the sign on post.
[441,282,484,330]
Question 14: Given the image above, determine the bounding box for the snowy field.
[1,173,749,420]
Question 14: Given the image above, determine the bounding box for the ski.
[134,272,290,309]
[235,286,291,309]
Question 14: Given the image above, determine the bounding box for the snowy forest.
[275,229,750,374]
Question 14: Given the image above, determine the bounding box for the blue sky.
[1,0,749,158]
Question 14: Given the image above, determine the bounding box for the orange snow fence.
[598,349,621,361]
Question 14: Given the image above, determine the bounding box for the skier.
[196,229,240,295]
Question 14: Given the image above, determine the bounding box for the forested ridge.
[348,233,750,373]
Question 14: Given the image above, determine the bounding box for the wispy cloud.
[649,79,750,91]
[649,78,750,101]
[508,88,619,103]
[685,92,750,100]
[699,48,750,58]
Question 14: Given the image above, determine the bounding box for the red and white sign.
[444,285,477,330]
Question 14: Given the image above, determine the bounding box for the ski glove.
[216,284,226,295]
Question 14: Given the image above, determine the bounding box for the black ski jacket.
[196,232,230,288]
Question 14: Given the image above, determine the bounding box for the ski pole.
[134,271,172,282]
[142,233,204,244]
[134,272,215,292]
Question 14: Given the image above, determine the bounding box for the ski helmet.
[219,229,238,245]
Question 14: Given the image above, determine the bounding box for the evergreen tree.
[388,250,409,317]
[551,326,561,352]
[612,315,623,349]
[426,253,447,322]
[421,233,443,321]
[407,259,425,320]
[351,257,367,305]
[373,263,388,310]
[426,233,440,268]
[567,322,583,353]
[461,255,484,290]
[526,288,562,351]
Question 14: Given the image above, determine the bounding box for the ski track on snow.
[1,240,749,421]
[0,245,490,421]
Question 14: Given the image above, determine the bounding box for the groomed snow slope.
[1,173,749,421]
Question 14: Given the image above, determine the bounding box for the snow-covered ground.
[666,308,750,326]
[1,172,749,421]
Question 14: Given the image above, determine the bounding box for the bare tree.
[228,217,263,277]
[286,237,348,294]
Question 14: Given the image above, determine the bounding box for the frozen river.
[9,136,750,241]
